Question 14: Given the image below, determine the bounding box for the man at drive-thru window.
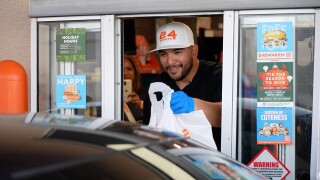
[143,21,223,150]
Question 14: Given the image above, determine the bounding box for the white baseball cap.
[151,21,194,52]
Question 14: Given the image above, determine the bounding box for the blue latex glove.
[170,91,194,114]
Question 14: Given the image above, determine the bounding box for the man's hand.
[170,91,194,114]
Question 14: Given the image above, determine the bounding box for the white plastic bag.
[148,82,217,150]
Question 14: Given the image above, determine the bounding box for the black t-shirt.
[143,60,223,150]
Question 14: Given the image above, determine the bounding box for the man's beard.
[165,59,193,81]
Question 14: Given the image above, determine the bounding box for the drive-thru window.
[30,1,320,179]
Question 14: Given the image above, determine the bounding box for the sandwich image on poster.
[56,74,86,109]
[256,107,292,145]
[63,84,81,104]
[262,30,287,47]
[257,21,293,59]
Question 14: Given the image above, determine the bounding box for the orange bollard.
[0,60,28,114]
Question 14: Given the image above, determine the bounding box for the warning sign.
[247,147,290,180]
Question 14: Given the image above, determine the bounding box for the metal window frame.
[31,15,118,120]
[116,12,231,149]
[101,15,117,120]
[30,18,37,113]
[221,11,237,157]
[311,8,320,180]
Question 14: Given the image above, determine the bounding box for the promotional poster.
[257,61,294,104]
[56,74,86,109]
[256,107,293,144]
[256,21,295,147]
[257,22,293,59]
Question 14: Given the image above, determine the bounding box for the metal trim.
[114,19,122,120]
[221,11,235,157]
[101,15,116,119]
[29,0,320,18]
[117,12,223,18]
[30,18,38,112]
[232,11,240,160]
[238,9,316,15]
[311,8,320,180]
[36,16,101,22]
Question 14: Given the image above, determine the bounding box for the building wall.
[0,0,30,110]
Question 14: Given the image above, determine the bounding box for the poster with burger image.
[56,74,86,109]
[257,21,294,59]
[262,30,286,47]
[63,84,81,104]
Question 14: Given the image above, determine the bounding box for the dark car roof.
[0,112,267,180]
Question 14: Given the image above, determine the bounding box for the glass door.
[237,11,315,179]
[37,18,102,116]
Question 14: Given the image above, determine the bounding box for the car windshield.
[26,111,115,129]
[168,147,267,179]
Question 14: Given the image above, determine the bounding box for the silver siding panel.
[29,0,320,17]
